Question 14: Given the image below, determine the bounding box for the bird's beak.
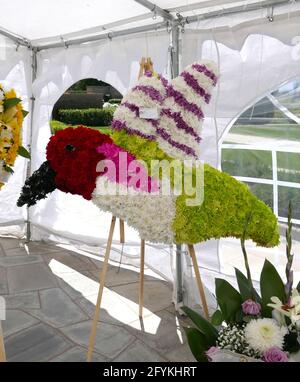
[17,161,57,207]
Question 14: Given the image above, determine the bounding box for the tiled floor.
[0,237,195,362]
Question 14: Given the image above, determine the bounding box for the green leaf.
[181,306,218,345]
[211,310,223,326]
[22,110,29,118]
[183,327,209,362]
[17,146,30,159]
[260,259,286,317]
[3,164,14,174]
[235,268,261,303]
[297,281,300,293]
[3,98,21,110]
[215,278,243,323]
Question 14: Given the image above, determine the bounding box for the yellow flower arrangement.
[0,84,29,190]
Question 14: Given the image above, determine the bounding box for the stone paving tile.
[29,288,88,328]
[4,291,40,309]
[7,263,57,293]
[0,238,21,251]
[43,251,97,273]
[56,270,99,300]
[164,342,196,362]
[50,346,107,362]
[2,310,39,337]
[0,267,8,295]
[88,266,158,288]
[75,288,141,327]
[0,255,42,267]
[0,238,191,362]
[113,339,167,362]
[126,310,187,355]
[61,320,135,359]
[111,280,172,315]
[5,323,72,362]
[25,242,63,255]
[4,247,29,257]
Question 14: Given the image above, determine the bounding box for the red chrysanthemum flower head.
[46,126,113,200]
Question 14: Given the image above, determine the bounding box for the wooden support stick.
[139,239,145,318]
[0,322,6,362]
[119,219,125,244]
[188,244,210,320]
[87,215,116,362]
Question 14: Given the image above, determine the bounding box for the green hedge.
[108,98,122,104]
[50,120,113,136]
[57,108,114,127]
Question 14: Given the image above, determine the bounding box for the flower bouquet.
[0,84,29,190]
[183,203,300,362]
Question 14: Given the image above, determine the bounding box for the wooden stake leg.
[188,245,210,320]
[87,216,116,362]
[0,322,6,362]
[139,239,145,318]
[119,219,125,244]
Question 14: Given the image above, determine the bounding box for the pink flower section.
[205,346,220,361]
[263,347,289,362]
[97,143,159,193]
[242,299,261,316]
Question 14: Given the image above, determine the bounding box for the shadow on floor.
[0,237,195,362]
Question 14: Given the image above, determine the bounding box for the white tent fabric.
[1,0,300,310]
[0,38,30,234]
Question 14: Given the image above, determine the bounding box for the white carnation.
[245,318,287,354]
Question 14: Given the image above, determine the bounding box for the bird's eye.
[65,144,75,152]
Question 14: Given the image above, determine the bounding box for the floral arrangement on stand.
[17,61,279,249]
[183,202,300,362]
[0,84,29,190]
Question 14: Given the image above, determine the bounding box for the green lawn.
[228,123,300,141]
[50,120,112,135]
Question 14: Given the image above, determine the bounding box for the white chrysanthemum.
[245,318,287,353]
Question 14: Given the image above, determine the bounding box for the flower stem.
[241,211,256,301]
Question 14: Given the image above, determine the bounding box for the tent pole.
[35,21,169,51]
[26,48,37,242]
[0,26,31,48]
[170,22,184,310]
[184,0,291,24]
[133,0,174,21]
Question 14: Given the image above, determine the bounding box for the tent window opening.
[221,77,300,225]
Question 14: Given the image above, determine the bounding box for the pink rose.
[205,346,220,361]
[263,347,289,362]
[242,299,261,316]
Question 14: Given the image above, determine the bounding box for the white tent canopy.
[1,0,300,310]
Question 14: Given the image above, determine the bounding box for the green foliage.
[3,164,14,174]
[50,120,113,136]
[108,98,122,104]
[181,306,218,345]
[260,259,286,317]
[22,110,29,118]
[297,281,300,293]
[235,268,261,303]
[285,201,294,299]
[57,108,114,127]
[112,129,279,248]
[215,279,243,323]
[69,78,108,91]
[183,328,209,362]
[17,146,30,159]
[3,97,21,110]
[210,310,223,326]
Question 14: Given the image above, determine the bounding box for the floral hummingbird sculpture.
[17,60,279,248]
